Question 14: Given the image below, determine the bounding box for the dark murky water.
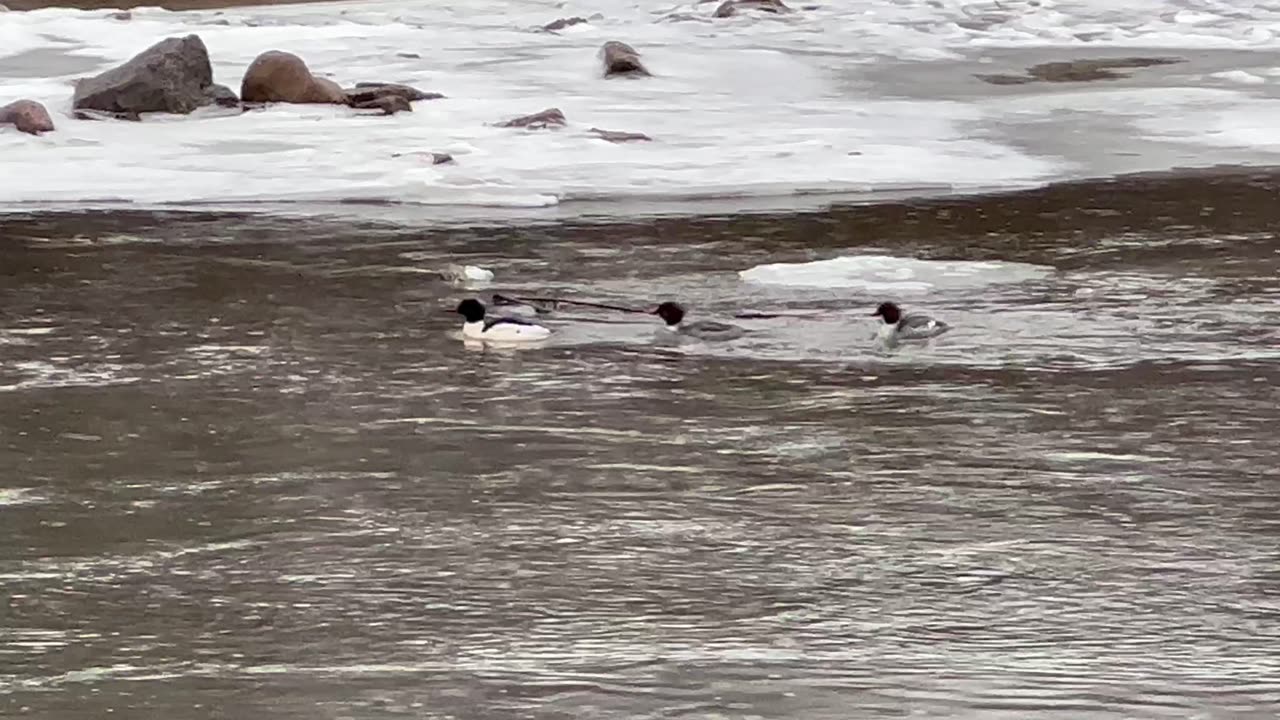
[3,172,1280,719]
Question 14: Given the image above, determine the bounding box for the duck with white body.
[455,298,552,343]
[872,301,950,346]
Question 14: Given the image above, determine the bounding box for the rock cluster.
[5,29,667,148]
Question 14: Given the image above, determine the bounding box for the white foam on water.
[5,0,1280,211]
[738,254,1054,293]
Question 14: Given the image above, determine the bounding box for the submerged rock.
[1030,57,1182,82]
[203,83,240,107]
[240,50,348,105]
[353,95,411,115]
[713,0,792,17]
[543,16,587,32]
[600,41,649,78]
[976,56,1184,85]
[345,82,443,104]
[496,108,566,129]
[1,99,55,135]
[392,150,455,165]
[589,127,652,143]
[72,35,236,115]
[73,109,141,122]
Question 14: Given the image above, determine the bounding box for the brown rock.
[600,41,649,78]
[543,16,587,32]
[713,0,791,17]
[346,82,443,104]
[589,127,651,143]
[496,108,566,129]
[240,50,349,105]
[352,95,411,115]
[1,99,55,135]
[72,34,234,115]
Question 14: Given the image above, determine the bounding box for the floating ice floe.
[738,254,1053,293]
[442,264,495,285]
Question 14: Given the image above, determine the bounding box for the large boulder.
[1,100,55,135]
[600,41,649,77]
[72,35,237,115]
[240,51,349,105]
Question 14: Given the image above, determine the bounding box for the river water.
[3,171,1279,718]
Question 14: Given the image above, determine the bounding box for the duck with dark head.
[455,298,552,342]
[652,301,745,341]
[872,301,950,346]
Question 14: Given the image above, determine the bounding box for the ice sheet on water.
[738,255,1055,293]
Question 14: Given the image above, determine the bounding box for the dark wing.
[687,320,746,339]
[692,320,740,332]
[484,316,537,330]
[897,313,950,338]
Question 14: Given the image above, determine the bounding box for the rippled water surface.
[2,189,1280,718]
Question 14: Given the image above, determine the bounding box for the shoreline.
[3,163,1278,243]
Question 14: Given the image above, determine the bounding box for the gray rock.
[496,108,566,129]
[346,83,443,104]
[73,109,141,122]
[352,95,412,115]
[600,41,649,77]
[203,83,240,107]
[73,34,224,115]
[543,16,588,32]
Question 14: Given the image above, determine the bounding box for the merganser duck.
[652,301,745,341]
[872,301,950,345]
[456,298,552,342]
